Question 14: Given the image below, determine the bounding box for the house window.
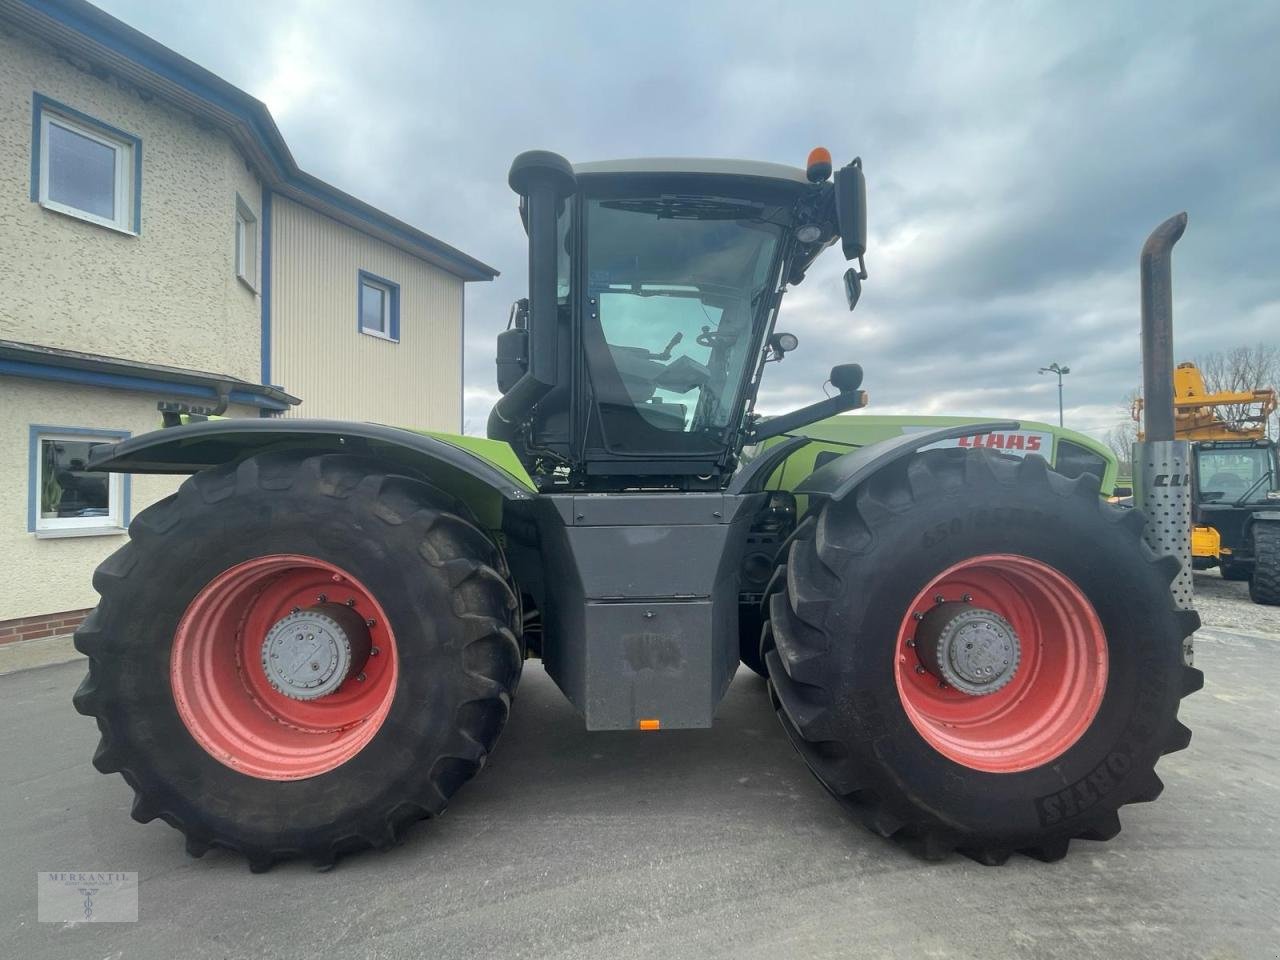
[29,427,130,537]
[33,95,141,234]
[235,195,258,289]
[358,271,400,341]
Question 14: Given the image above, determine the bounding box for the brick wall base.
[0,608,93,645]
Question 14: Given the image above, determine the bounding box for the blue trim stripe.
[28,423,132,532]
[0,358,290,410]
[260,186,273,384]
[30,91,144,233]
[357,270,401,343]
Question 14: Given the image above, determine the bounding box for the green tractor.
[74,149,1200,870]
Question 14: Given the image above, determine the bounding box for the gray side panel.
[582,601,715,729]
[563,492,732,526]
[796,421,1018,502]
[569,525,730,597]
[536,491,761,730]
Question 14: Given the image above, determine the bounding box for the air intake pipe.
[487,151,577,443]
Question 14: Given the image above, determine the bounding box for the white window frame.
[31,429,127,538]
[359,274,397,340]
[38,110,136,234]
[235,195,258,290]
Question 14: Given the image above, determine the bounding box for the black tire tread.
[1249,524,1280,605]
[73,452,521,870]
[767,450,1200,865]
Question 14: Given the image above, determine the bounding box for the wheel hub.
[915,602,1020,696]
[260,603,372,701]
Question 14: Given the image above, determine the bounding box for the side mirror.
[842,268,862,312]
[835,158,867,312]
[834,158,866,263]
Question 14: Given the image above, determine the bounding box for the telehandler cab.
[74,149,1200,870]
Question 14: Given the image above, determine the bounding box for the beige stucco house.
[0,0,496,637]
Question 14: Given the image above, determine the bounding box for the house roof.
[1,0,498,282]
[0,339,301,410]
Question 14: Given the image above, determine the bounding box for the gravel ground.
[1193,568,1280,637]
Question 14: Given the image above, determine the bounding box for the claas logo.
[956,433,1043,452]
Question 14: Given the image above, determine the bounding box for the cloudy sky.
[97,0,1280,441]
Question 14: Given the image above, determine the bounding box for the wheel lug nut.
[961,593,973,603]
[934,595,945,604]
[291,607,301,614]
[370,646,380,656]
[366,619,376,628]
[317,594,327,603]
[906,638,916,648]
[346,598,356,606]
[915,665,926,674]
[912,612,925,622]
[356,673,366,682]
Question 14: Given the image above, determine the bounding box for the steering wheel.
[1207,471,1248,495]
[696,325,732,348]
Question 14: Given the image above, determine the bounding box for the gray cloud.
[97,0,1280,439]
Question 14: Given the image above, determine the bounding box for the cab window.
[1055,440,1106,482]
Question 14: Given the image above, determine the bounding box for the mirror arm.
[747,389,869,444]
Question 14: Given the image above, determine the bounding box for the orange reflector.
[638,718,661,731]
[806,147,833,183]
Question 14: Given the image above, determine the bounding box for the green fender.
[87,418,536,530]
[749,414,1120,504]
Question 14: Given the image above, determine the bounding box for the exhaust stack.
[1133,213,1194,657]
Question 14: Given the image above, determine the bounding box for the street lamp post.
[1038,362,1071,427]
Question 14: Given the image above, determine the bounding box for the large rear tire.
[73,452,521,870]
[764,449,1201,863]
[1250,523,1280,605]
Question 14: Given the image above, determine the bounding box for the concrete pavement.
[2,615,1278,959]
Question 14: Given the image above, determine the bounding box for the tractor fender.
[87,418,536,529]
[795,420,1019,504]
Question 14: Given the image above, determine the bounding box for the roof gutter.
[0,340,300,411]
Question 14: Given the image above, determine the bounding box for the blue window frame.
[357,270,400,342]
[28,425,131,537]
[30,93,143,235]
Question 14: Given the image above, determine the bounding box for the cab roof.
[572,158,811,186]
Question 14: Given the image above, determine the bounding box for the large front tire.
[765,449,1201,863]
[73,452,521,870]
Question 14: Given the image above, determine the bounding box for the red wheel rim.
[894,554,1107,773]
[171,555,398,780]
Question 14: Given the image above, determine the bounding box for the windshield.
[583,195,782,453]
[1196,447,1279,502]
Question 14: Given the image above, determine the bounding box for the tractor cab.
[489,150,869,490]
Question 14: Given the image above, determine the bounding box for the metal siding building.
[270,196,465,429]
